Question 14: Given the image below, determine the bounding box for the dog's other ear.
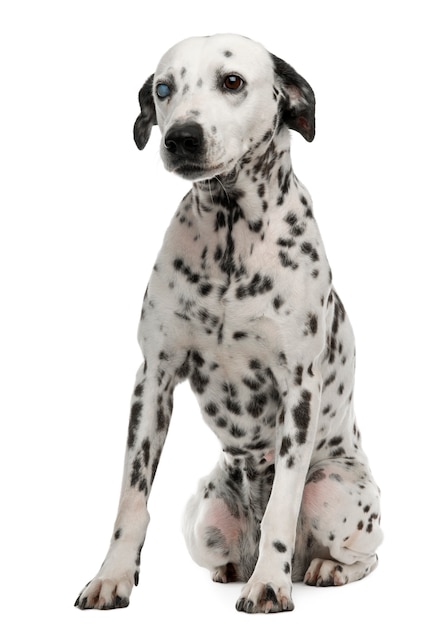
[271,54,315,142]
[133,75,157,150]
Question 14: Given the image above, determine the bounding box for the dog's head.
[134,34,315,181]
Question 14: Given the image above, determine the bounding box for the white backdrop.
[1,1,445,623]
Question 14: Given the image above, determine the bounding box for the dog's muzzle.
[162,122,217,180]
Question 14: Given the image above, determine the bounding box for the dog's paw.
[212,563,239,583]
[235,579,294,613]
[75,572,136,610]
[304,556,378,586]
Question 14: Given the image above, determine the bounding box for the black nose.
[164,123,204,156]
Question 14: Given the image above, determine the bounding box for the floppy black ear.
[133,75,157,150]
[271,54,315,142]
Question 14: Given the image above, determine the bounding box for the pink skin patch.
[206,498,242,544]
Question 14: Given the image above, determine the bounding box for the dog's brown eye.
[223,75,244,92]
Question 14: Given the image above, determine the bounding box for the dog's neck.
[191,130,296,223]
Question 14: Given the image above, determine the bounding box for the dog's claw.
[236,580,294,613]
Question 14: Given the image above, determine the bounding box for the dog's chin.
[164,160,230,182]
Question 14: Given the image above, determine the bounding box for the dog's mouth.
[167,160,227,182]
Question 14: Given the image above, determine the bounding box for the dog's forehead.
[155,34,273,81]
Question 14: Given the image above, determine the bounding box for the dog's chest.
[164,216,289,345]
[146,188,326,358]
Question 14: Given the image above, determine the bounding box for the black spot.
[358,521,364,530]
[242,376,263,391]
[284,562,291,574]
[273,540,287,553]
[230,423,246,438]
[222,382,237,396]
[273,295,284,310]
[191,350,205,367]
[246,438,270,451]
[150,448,161,485]
[306,468,325,483]
[233,331,248,340]
[156,395,168,431]
[134,383,144,397]
[307,313,318,335]
[199,282,213,296]
[127,401,143,448]
[279,250,298,270]
[249,359,262,370]
[197,307,219,329]
[226,398,242,415]
[205,527,227,549]
[249,219,263,233]
[323,371,336,388]
[139,478,148,495]
[264,585,278,605]
[330,446,347,457]
[114,529,122,540]
[280,435,292,456]
[131,457,142,487]
[246,393,268,417]
[173,257,200,283]
[293,390,312,444]
[329,473,343,482]
[135,543,145,569]
[294,365,303,386]
[214,245,223,261]
[236,273,273,299]
[175,352,191,379]
[329,436,343,447]
[276,237,295,248]
[190,368,210,394]
[285,211,297,226]
[215,210,226,230]
[142,437,150,466]
[227,466,243,486]
[205,402,218,416]
[301,241,319,262]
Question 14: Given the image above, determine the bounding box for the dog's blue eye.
[156,83,171,99]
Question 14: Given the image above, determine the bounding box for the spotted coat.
[75,34,382,614]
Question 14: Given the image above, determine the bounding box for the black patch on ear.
[271,54,315,142]
[133,74,158,150]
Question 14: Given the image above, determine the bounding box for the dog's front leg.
[75,337,177,610]
[236,369,322,614]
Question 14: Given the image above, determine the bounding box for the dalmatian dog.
[75,33,382,613]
